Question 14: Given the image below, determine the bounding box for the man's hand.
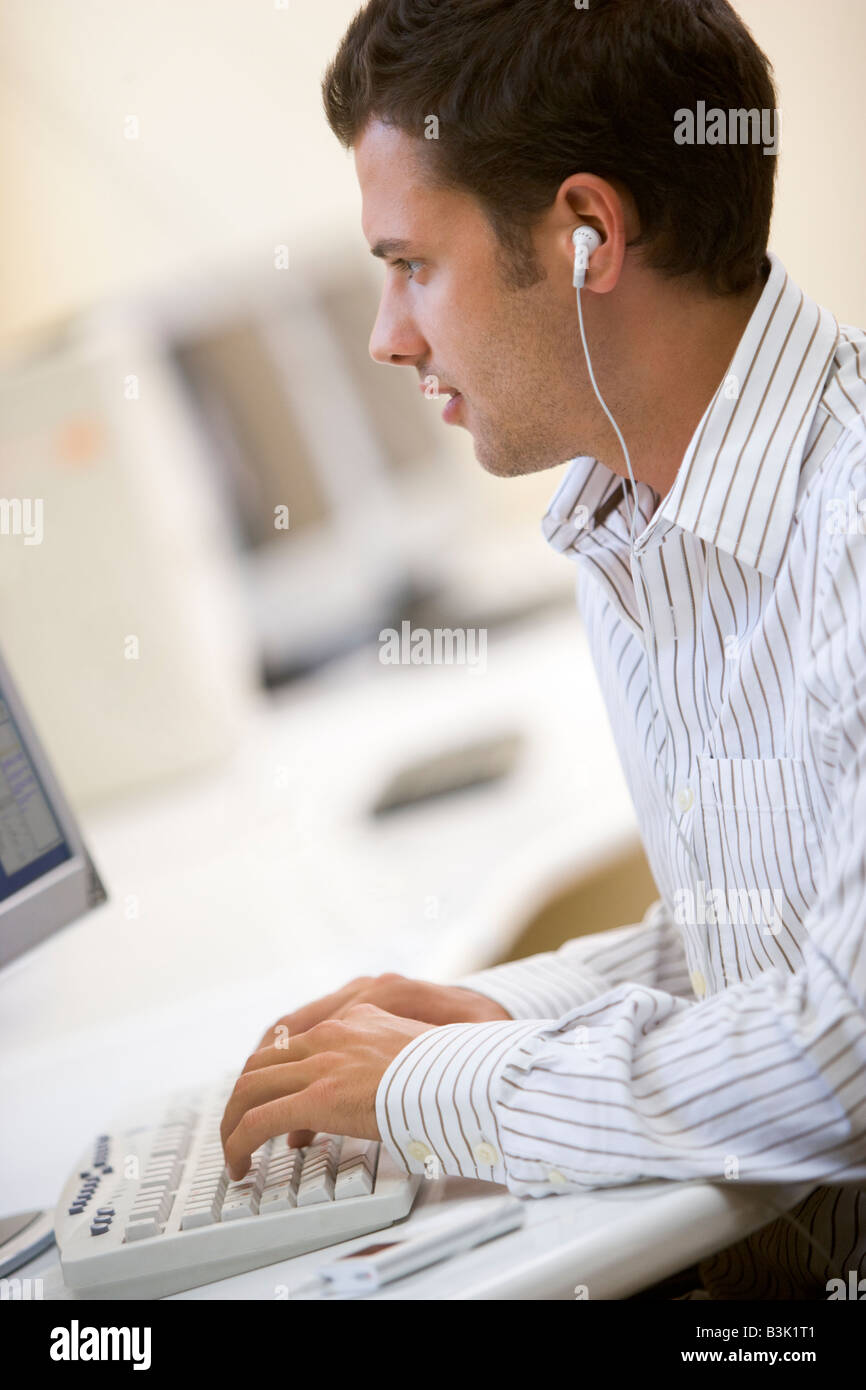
[220,1004,436,1181]
[254,973,511,1053]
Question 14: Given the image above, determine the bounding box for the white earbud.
[572,225,602,288]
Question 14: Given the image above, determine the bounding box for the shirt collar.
[542,252,840,578]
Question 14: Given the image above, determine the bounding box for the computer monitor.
[109,246,453,686]
[0,647,106,970]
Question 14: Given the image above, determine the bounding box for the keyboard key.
[221,1196,259,1220]
[335,1164,373,1199]
[296,1175,334,1206]
[130,1199,162,1220]
[180,1203,218,1230]
[259,1187,295,1213]
[258,1146,303,1214]
[125,1217,160,1241]
[297,1164,336,1205]
[301,1157,329,1178]
[296,1134,341,1205]
[267,1150,302,1175]
[131,1187,172,1224]
[339,1137,376,1167]
[188,1183,226,1205]
[220,1147,269,1220]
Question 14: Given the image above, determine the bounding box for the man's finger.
[287,1129,316,1149]
[224,1093,324,1180]
[220,1059,319,1151]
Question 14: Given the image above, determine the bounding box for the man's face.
[355,121,591,478]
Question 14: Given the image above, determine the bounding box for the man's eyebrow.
[370,238,414,260]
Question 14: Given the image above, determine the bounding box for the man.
[220,0,866,1299]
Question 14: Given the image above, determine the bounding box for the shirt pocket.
[694,756,821,980]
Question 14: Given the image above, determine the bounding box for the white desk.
[0,609,810,1297]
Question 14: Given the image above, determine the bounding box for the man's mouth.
[419,379,464,423]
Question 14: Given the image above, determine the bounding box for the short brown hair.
[322,0,778,295]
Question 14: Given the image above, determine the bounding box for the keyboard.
[55,1076,421,1298]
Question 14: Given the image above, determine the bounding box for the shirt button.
[690,969,707,998]
[676,785,695,812]
[549,1169,567,1185]
[473,1142,498,1166]
[407,1140,433,1162]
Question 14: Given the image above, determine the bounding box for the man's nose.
[368,291,428,368]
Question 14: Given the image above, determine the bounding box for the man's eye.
[393,258,423,281]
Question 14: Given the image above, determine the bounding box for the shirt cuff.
[375,1019,548,1183]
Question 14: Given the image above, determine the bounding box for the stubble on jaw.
[465,281,602,480]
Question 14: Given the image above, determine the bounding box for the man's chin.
[472,433,573,480]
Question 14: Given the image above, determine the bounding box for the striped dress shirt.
[374,250,866,1299]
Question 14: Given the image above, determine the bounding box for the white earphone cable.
[576,274,702,882]
[575,283,640,547]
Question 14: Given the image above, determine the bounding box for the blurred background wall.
[0,0,863,822]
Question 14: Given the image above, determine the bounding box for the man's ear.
[559,173,632,292]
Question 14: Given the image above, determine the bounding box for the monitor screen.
[0,650,106,970]
[0,696,72,901]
